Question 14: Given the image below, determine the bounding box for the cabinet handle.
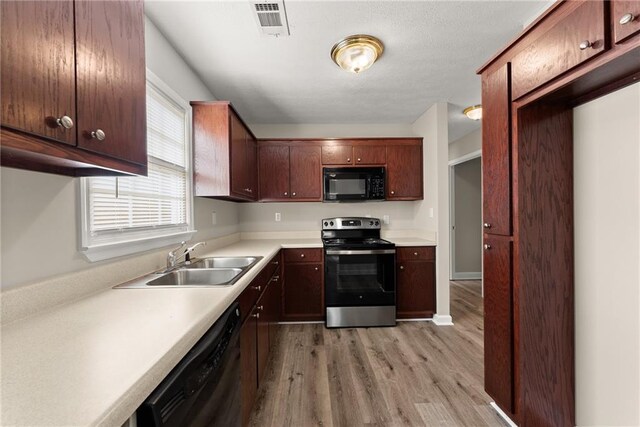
[292,192,296,196]
[579,40,592,50]
[390,190,395,195]
[252,313,260,319]
[484,244,491,250]
[300,253,305,258]
[620,13,635,25]
[55,115,74,130]
[314,267,319,271]
[483,223,492,229]
[347,158,351,162]
[271,275,279,282]
[400,265,404,270]
[271,260,279,265]
[90,129,106,141]
[251,285,261,292]
[248,188,253,193]
[258,305,264,311]
[284,192,288,196]
[357,158,361,162]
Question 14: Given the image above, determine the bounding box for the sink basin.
[146,268,243,287]
[186,256,260,269]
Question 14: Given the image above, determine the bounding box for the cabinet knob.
[390,190,395,195]
[292,192,296,196]
[248,188,253,193]
[55,115,74,130]
[484,244,491,250]
[414,252,418,256]
[271,275,279,282]
[347,158,351,162]
[620,13,635,25]
[251,285,261,292]
[258,305,264,311]
[314,267,318,271]
[579,40,592,50]
[284,192,288,196]
[300,253,305,258]
[483,223,492,229]
[90,129,106,141]
[400,265,404,270]
[252,313,260,319]
[271,261,279,265]
[357,158,362,162]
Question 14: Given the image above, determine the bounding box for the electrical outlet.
[383,215,390,225]
[211,212,217,225]
[275,212,281,222]
[429,208,434,218]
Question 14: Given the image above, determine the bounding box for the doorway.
[449,151,482,281]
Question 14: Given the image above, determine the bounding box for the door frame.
[448,149,482,282]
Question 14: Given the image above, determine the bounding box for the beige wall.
[573,82,640,426]
[449,128,481,161]
[0,17,239,289]
[453,157,482,275]
[411,102,450,318]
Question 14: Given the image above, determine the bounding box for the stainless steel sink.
[146,268,244,287]
[186,256,259,269]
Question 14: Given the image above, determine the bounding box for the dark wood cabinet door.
[290,145,322,200]
[482,64,512,236]
[354,145,386,165]
[511,1,606,100]
[282,263,323,321]
[483,236,513,414]
[386,145,423,200]
[396,260,436,318]
[256,292,270,384]
[259,145,290,200]
[246,134,258,200]
[612,0,640,44]
[321,145,353,165]
[1,0,76,146]
[75,0,146,164]
[229,112,248,198]
[240,312,258,427]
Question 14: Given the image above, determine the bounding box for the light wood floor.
[250,280,506,427]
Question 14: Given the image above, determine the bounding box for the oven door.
[324,249,395,307]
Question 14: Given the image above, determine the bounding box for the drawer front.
[284,248,323,263]
[511,1,606,100]
[613,0,640,44]
[396,246,435,261]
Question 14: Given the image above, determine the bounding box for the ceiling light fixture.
[463,105,483,120]
[331,34,384,74]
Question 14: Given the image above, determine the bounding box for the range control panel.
[322,217,381,230]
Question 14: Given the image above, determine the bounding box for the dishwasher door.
[137,302,241,427]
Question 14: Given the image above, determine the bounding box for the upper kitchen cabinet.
[386,143,423,200]
[482,64,512,236]
[511,0,607,100]
[257,141,322,202]
[191,102,258,201]
[1,0,147,177]
[612,0,640,44]
[321,142,387,165]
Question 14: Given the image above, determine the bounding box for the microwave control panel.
[369,177,385,199]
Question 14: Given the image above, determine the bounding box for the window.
[80,71,195,261]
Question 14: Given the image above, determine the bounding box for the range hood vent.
[251,0,290,37]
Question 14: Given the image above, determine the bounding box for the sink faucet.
[184,241,207,263]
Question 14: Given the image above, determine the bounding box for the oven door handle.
[325,249,396,255]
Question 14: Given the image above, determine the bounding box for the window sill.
[81,230,198,262]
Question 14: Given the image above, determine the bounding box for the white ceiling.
[146,1,547,139]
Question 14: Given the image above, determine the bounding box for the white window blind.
[81,75,194,258]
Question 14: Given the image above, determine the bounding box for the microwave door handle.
[325,249,396,255]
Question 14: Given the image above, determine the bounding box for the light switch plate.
[275,212,281,222]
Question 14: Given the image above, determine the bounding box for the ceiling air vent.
[250,0,290,37]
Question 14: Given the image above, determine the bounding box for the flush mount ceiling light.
[331,34,384,74]
[463,105,483,121]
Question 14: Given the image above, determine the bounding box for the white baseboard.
[489,402,517,427]
[432,314,454,326]
[452,271,482,280]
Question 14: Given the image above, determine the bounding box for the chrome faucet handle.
[166,241,187,268]
[184,241,207,262]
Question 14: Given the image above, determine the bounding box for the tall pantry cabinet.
[479,1,640,426]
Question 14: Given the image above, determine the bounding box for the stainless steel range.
[322,217,396,328]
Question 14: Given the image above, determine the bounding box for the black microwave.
[323,167,385,202]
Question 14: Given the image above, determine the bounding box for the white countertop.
[1,236,433,426]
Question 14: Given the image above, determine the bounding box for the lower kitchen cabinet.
[282,248,324,321]
[396,247,436,318]
[239,253,281,427]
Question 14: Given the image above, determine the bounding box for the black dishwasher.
[137,302,241,427]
